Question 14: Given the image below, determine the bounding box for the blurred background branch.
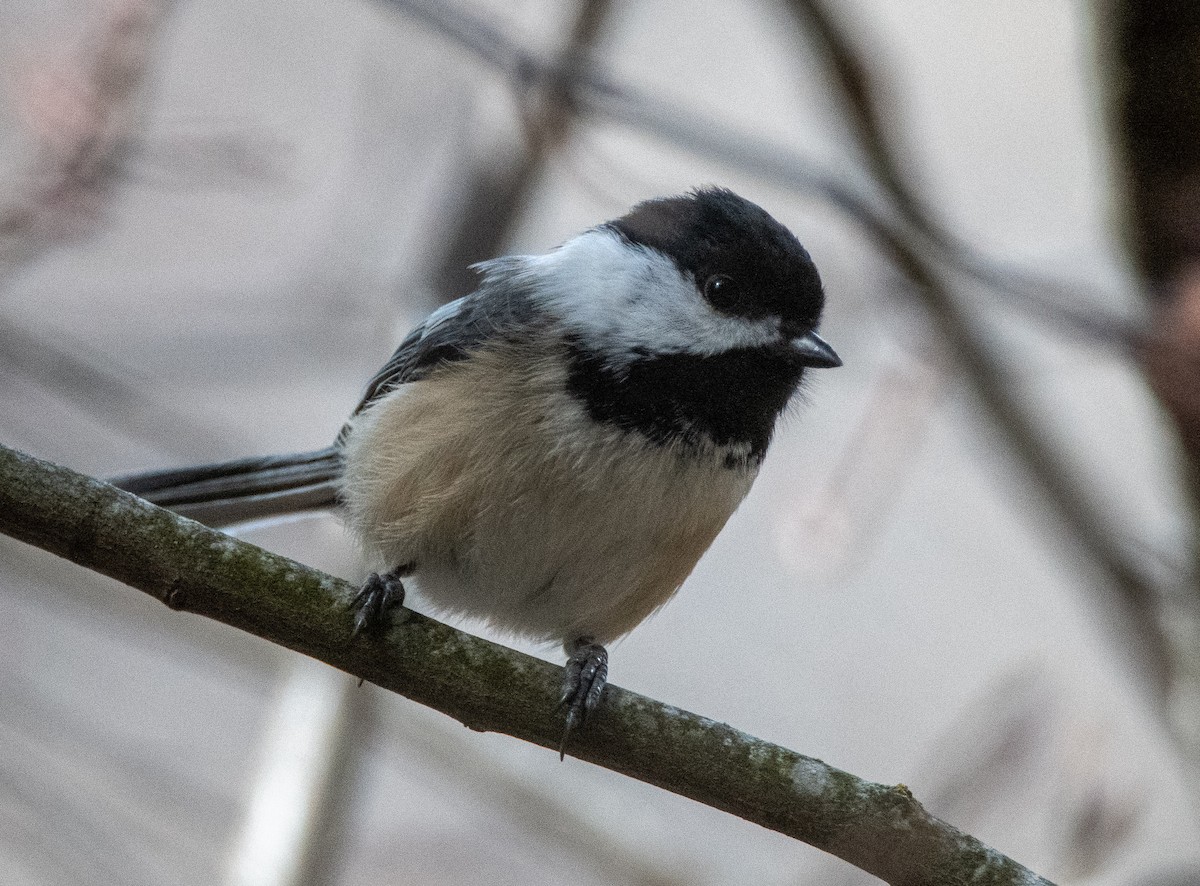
[776,0,1177,698]
[0,0,166,275]
[1105,0,1200,772]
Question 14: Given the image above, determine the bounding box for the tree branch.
[0,443,1054,886]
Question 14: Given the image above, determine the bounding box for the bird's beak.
[790,330,842,368]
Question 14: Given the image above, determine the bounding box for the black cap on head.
[607,187,826,334]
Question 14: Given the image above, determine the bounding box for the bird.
[113,187,841,753]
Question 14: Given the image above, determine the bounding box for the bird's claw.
[350,569,407,637]
[558,639,608,759]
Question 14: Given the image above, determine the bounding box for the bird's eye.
[703,274,740,312]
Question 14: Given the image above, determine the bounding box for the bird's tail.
[109,447,342,528]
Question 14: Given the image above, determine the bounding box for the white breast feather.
[338,338,757,646]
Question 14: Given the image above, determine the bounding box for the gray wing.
[345,257,540,425]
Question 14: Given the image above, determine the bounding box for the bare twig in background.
[1105,2,1200,500]
[380,0,1142,351]
[1106,4,1200,289]
[0,0,215,463]
[0,2,302,462]
[775,0,1173,695]
[1,0,165,274]
[771,1,1145,351]
[0,442,1057,886]
[423,0,614,301]
[1105,0,1200,775]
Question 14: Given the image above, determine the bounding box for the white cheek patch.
[527,229,780,362]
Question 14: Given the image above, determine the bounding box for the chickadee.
[115,187,840,750]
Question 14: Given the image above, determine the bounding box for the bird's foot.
[350,566,410,637]
[558,637,608,759]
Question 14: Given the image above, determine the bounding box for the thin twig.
[424,0,614,301]
[0,442,1055,886]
